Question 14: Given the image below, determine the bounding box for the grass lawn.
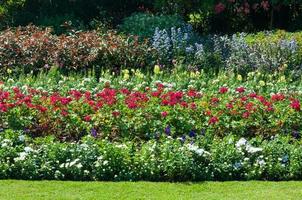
[0,181,301,200]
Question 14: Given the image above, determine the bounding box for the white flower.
[80,144,89,149]
[233,162,242,170]
[76,163,83,169]
[1,143,8,148]
[257,159,266,167]
[246,145,262,154]
[24,147,33,153]
[18,135,25,142]
[236,138,247,148]
[14,152,28,162]
[103,160,109,165]
[187,144,207,156]
[69,158,80,167]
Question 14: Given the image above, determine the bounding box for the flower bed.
[0,70,301,140]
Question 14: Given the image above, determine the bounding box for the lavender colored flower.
[292,130,300,139]
[24,128,30,134]
[91,128,97,138]
[165,126,171,136]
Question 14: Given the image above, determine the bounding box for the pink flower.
[161,111,168,117]
[215,2,226,14]
[261,1,270,11]
[242,112,250,119]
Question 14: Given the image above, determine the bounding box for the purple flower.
[24,128,30,134]
[292,130,300,139]
[165,126,171,136]
[91,128,97,138]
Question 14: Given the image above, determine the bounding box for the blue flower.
[189,130,196,138]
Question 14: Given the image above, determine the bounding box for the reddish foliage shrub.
[0,26,152,75]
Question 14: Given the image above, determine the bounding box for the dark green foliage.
[119,13,185,38]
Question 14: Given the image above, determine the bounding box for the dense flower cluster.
[1,78,301,139]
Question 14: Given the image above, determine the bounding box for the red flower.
[120,88,130,95]
[245,102,255,111]
[0,103,8,112]
[211,97,220,104]
[209,116,219,125]
[249,93,257,98]
[219,87,228,94]
[61,110,68,117]
[84,115,91,122]
[60,97,72,105]
[36,105,47,113]
[180,101,188,108]
[271,93,285,101]
[187,89,198,98]
[70,90,82,100]
[84,91,91,100]
[236,87,245,93]
[112,111,120,117]
[226,103,233,109]
[190,102,197,109]
[290,99,300,111]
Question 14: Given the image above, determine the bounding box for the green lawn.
[0,180,301,200]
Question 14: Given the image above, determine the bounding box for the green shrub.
[0,129,302,181]
[36,14,86,35]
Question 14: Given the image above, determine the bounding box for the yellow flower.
[200,101,208,108]
[259,80,266,86]
[122,69,129,74]
[135,70,144,79]
[278,76,286,83]
[154,65,161,75]
[237,74,242,81]
[123,73,130,80]
[122,69,130,80]
[7,68,12,74]
[247,72,255,77]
